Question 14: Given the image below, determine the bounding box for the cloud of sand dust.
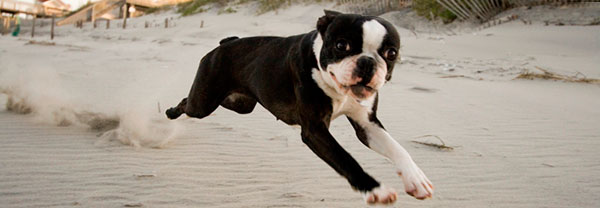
[99,106,180,148]
[0,63,180,149]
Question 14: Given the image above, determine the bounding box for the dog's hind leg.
[166,51,230,120]
[166,98,187,119]
[166,87,225,120]
[220,93,257,114]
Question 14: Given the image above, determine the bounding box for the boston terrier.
[166,10,433,204]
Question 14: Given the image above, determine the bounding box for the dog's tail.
[166,98,187,120]
[219,36,239,45]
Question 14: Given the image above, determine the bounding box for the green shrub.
[145,5,174,14]
[412,0,457,23]
[177,0,226,16]
[174,0,328,16]
[256,0,289,15]
[218,7,237,14]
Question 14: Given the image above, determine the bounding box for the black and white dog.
[166,10,433,204]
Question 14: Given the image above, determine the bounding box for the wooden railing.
[56,2,96,26]
[143,0,192,7]
[92,0,125,21]
[126,0,192,8]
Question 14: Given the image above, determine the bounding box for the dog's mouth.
[329,72,376,100]
[347,84,374,98]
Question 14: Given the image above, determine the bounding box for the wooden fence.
[337,0,412,15]
[337,0,596,22]
[436,0,597,22]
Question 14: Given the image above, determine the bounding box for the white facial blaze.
[362,20,387,52]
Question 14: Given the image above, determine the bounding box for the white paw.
[363,185,398,205]
[398,161,434,200]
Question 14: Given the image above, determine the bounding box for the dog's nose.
[357,56,375,71]
[355,56,376,84]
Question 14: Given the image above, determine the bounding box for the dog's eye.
[384,48,397,61]
[335,40,350,52]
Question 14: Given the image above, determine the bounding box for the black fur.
[165,98,186,119]
[219,36,239,45]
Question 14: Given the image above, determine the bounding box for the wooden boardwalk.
[56,0,190,26]
[0,0,68,17]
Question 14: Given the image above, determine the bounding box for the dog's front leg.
[347,113,434,200]
[300,122,398,204]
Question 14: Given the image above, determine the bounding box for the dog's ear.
[317,10,342,35]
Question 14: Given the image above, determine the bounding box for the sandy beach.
[1,2,599,207]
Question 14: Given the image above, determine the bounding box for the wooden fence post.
[106,19,110,29]
[165,18,168,28]
[31,15,36,38]
[122,4,127,29]
[2,17,6,36]
[4,17,8,36]
[51,15,55,40]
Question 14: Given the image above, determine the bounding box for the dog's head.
[313,10,399,101]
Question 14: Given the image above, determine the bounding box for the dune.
[1,2,599,207]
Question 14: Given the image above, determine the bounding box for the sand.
[1,3,599,207]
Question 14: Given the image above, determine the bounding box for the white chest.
[330,94,374,121]
[330,96,350,120]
